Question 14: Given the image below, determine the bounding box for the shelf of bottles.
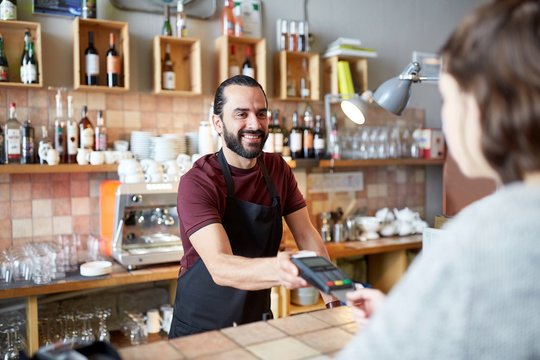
[72,18,130,92]
[152,36,201,96]
[0,20,42,88]
[323,55,368,95]
[0,163,117,174]
[274,50,320,101]
[214,35,267,91]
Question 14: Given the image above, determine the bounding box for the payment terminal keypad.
[291,255,355,296]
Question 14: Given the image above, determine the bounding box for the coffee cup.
[89,151,105,165]
[117,159,141,176]
[146,309,162,334]
[145,172,163,183]
[104,150,116,164]
[77,148,92,165]
[124,172,144,184]
[114,140,129,152]
[160,305,173,334]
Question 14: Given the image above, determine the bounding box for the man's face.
[218,85,269,159]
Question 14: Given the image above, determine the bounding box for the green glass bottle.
[0,34,8,82]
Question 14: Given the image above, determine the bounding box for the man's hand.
[346,288,386,330]
[276,251,308,289]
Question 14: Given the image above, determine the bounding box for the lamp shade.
[372,76,412,116]
[340,91,373,125]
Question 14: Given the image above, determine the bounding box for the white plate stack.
[130,131,153,160]
[162,133,187,156]
[151,137,176,162]
[185,132,199,156]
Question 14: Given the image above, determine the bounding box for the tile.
[106,93,123,110]
[12,200,32,219]
[53,180,71,198]
[0,237,12,250]
[123,93,140,111]
[11,182,31,201]
[89,178,103,198]
[53,198,71,216]
[0,201,11,219]
[156,96,172,113]
[118,341,184,360]
[124,111,141,128]
[106,110,124,128]
[73,215,90,233]
[32,217,53,237]
[0,183,9,201]
[11,174,30,183]
[0,174,10,183]
[378,184,388,198]
[267,313,330,336]
[52,173,70,182]
[28,89,48,108]
[195,348,258,360]
[71,197,90,216]
[221,321,286,347]
[71,173,89,181]
[304,355,332,360]
[246,336,320,360]
[71,180,89,197]
[187,97,203,114]
[32,199,52,218]
[12,218,32,238]
[396,169,407,184]
[305,307,354,327]
[415,168,425,183]
[169,330,238,358]
[156,113,173,129]
[69,91,87,109]
[339,322,358,334]
[141,112,157,129]
[172,96,187,113]
[0,220,11,240]
[87,92,106,110]
[7,88,28,107]
[53,216,72,235]
[29,107,49,127]
[32,182,52,199]
[140,94,157,112]
[295,327,353,354]
[30,173,51,182]
[90,197,99,215]
[366,184,379,198]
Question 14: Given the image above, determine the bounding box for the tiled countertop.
[118,307,357,360]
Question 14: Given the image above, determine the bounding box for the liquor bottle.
[286,63,296,98]
[0,34,8,82]
[79,106,94,150]
[21,119,34,164]
[272,110,283,155]
[162,5,173,36]
[299,58,310,99]
[279,19,288,51]
[302,109,314,158]
[37,126,50,165]
[221,0,235,36]
[313,115,326,159]
[288,20,297,52]
[81,0,96,19]
[162,43,175,90]
[0,0,17,20]
[330,113,341,160]
[85,31,99,85]
[233,2,243,37]
[0,122,4,164]
[66,95,78,164]
[4,102,21,164]
[107,32,120,87]
[25,41,38,84]
[281,116,291,157]
[54,93,66,163]
[95,110,107,151]
[176,0,187,38]
[19,31,29,83]
[298,21,307,52]
[289,111,303,159]
[229,45,240,77]
[241,46,254,78]
[263,111,275,153]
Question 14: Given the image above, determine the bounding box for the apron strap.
[217,149,235,197]
[257,157,279,201]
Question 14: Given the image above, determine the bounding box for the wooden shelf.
[318,158,445,168]
[0,20,43,87]
[72,18,130,91]
[323,55,368,95]
[274,50,319,101]
[289,296,325,315]
[214,35,266,91]
[0,163,117,174]
[152,36,201,95]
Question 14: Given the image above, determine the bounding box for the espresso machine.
[100,180,183,269]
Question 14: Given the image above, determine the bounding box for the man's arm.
[284,206,341,305]
[189,223,308,290]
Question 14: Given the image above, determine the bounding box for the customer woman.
[337,0,540,358]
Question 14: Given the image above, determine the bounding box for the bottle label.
[289,132,302,152]
[86,54,99,76]
[314,137,325,151]
[274,133,284,153]
[55,127,65,155]
[177,19,187,37]
[0,65,7,81]
[107,55,121,74]
[229,65,240,77]
[0,1,16,20]
[6,129,21,157]
[263,133,275,153]
[67,123,78,155]
[27,65,37,82]
[300,78,310,98]
[22,136,34,160]
[162,71,176,90]
[242,67,255,78]
[20,64,27,83]
[303,132,314,149]
[96,133,107,151]
[81,127,94,149]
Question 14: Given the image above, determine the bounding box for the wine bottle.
[0,122,4,164]
[221,0,234,36]
[272,110,283,155]
[26,41,38,84]
[162,5,172,36]
[233,2,243,37]
[298,21,307,52]
[330,113,341,160]
[54,93,66,163]
[0,33,7,82]
[279,19,288,51]
[289,111,303,159]
[280,115,291,157]
[0,0,17,20]
[19,31,29,83]
[85,31,99,85]
[37,126,50,165]
[242,46,254,78]
[4,102,21,164]
[263,111,275,153]
[81,0,96,19]
[79,106,94,150]
[302,109,314,158]
[176,0,187,38]
[21,119,35,164]
[94,110,107,151]
[162,43,175,90]
[107,32,120,87]
[313,115,326,159]
[229,45,240,77]
[299,58,310,99]
[288,20,297,52]
[286,63,296,98]
[66,95,78,164]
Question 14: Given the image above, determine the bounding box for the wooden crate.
[214,35,266,92]
[72,17,129,92]
[0,20,43,87]
[274,50,319,101]
[323,55,368,95]
[152,36,201,95]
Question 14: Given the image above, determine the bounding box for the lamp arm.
[398,61,422,82]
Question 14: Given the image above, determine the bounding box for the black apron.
[169,149,283,338]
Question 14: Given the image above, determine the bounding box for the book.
[328,37,362,49]
[337,61,355,99]
[324,47,378,59]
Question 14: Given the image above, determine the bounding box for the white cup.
[104,150,116,164]
[115,150,133,161]
[77,148,92,165]
[44,149,60,165]
[124,172,144,184]
[160,305,173,334]
[145,172,163,183]
[146,309,162,334]
[89,151,105,165]
[114,140,129,152]
[117,159,141,176]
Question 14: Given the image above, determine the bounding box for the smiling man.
[169,75,339,338]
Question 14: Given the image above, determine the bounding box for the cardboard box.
[420,128,445,159]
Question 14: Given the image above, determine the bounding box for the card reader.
[291,253,356,303]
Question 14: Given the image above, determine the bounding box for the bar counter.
[118,306,357,360]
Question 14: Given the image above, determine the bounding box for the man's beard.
[222,122,268,159]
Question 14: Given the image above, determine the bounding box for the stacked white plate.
[152,137,177,162]
[130,131,154,160]
[162,133,187,155]
[185,132,199,156]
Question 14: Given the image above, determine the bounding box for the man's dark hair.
[441,0,540,183]
[213,75,268,119]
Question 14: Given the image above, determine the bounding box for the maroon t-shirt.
[177,152,306,275]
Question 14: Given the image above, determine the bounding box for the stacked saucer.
[162,133,187,156]
[130,131,153,160]
[185,132,199,156]
[151,137,177,162]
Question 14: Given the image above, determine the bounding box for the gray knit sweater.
[336,182,540,359]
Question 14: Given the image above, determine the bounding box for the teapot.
[38,143,59,165]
